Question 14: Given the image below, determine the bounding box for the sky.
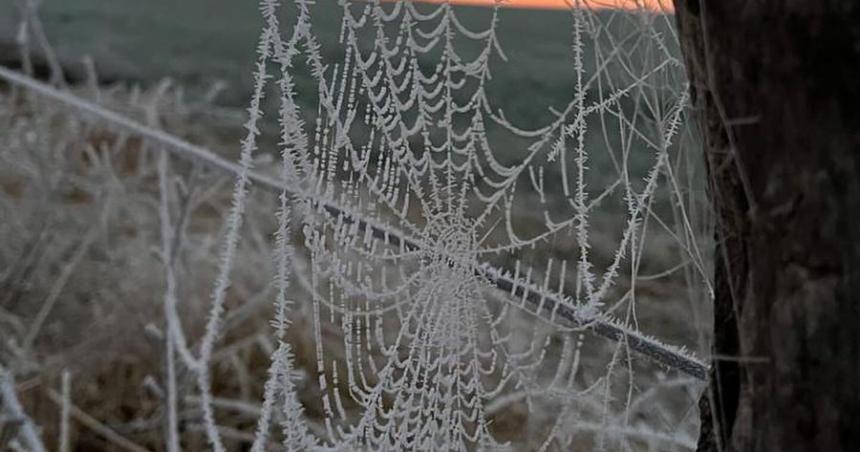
[431,0,673,11]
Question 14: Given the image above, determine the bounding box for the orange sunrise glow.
[422,0,672,11]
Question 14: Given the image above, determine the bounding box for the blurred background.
[0,1,709,450]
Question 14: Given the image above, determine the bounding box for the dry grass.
[0,75,707,451]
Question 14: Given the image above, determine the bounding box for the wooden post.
[673,1,860,450]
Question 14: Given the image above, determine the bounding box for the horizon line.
[411,0,674,12]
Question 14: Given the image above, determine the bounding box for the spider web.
[193,0,710,450]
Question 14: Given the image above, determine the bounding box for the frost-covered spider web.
[191,0,710,450]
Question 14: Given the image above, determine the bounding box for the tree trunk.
[672,1,860,451]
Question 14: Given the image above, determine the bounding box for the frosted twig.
[58,371,71,452]
[0,367,47,452]
[157,152,182,452]
[23,223,99,350]
[45,389,151,452]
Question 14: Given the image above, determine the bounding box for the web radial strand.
[245,0,706,449]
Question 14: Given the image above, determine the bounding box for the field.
[0,2,711,450]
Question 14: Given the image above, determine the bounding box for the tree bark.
[672,1,860,451]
